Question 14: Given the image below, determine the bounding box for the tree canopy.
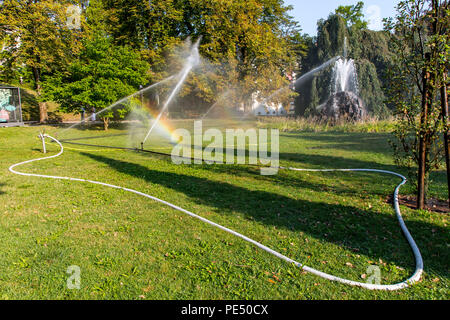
[0,0,83,121]
[294,11,393,118]
[335,1,368,30]
[0,0,304,120]
[44,33,150,129]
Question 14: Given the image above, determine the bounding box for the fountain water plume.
[343,36,348,59]
[320,37,365,122]
[331,58,359,95]
[294,56,339,89]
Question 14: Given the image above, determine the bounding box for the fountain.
[319,38,365,122]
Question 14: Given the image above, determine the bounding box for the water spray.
[60,75,176,135]
[142,38,202,146]
[253,57,340,115]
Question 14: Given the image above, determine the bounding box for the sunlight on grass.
[0,125,448,299]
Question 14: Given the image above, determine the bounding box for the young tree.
[0,0,83,122]
[433,0,450,206]
[45,33,150,130]
[386,0,449,209]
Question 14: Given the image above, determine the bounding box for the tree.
[44,33,150,130]
[0,0,83,122]
[433,0,450,206]
[385,0,449,209]
[99,0,301,113]
[335,1,368,30]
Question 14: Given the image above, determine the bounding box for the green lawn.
[0,124,448,299]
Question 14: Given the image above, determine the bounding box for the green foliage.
[295,13,394,119]
[0,0,83,87]
[356,59,388,116]
[335,1,368,30]
[385,0,449,196]
[257,116,396,133]
[44,33,150,129]
[1,0,304,118]
[0,0,85,122]
[99,0,302,110]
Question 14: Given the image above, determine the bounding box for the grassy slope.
[0,125,448,300]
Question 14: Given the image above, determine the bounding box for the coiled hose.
[9,134,423,290]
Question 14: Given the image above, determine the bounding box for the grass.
[0,123,448,300]
[257,116,397,133]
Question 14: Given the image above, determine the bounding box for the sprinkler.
[38,131,46,154]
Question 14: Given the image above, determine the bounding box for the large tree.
[335,1,368,30]
[0,0,83,122]
[98,0,302,113]
[44,33,150,130]
[385,0,450,209]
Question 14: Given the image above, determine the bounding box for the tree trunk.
[418,57,431,210]
[441,72,450,207]
[103,117,109,131]
[39,101,48,123]
[33,67,48,123]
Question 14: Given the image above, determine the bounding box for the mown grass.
[0,124,448,300]
[257,116,396,133]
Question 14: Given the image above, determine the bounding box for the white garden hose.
[9,134,423,291]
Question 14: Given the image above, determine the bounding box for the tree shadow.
[0,183,5,195]
[196,150,410,198]
[81,152,449,278]
[196,160,396,199]
[279,132,394,156]
[278,151,397,170]
[19,89,40,122]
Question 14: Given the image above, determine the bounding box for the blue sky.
[283,0,401,36]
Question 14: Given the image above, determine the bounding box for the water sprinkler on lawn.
[38,131,46,154]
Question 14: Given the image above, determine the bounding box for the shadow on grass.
[0,183,5,195]
[280,132,394,156]
[81,152,449,278]
[20,89,40,122]
[193,151,411,198]
[63,128,446,200]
